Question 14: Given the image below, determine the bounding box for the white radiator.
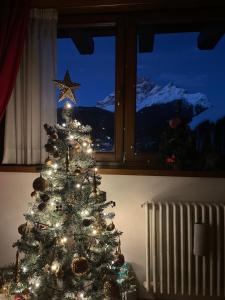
[143,201,225,297]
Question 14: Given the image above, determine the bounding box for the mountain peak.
[96,78,211,113]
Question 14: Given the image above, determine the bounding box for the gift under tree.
[9,71,129,300]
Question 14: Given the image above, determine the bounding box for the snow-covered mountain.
[97,78,211,114]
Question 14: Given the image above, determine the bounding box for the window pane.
[57,27,115,152]
[136,29,225,169]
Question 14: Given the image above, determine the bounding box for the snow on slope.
[97,78,210,113]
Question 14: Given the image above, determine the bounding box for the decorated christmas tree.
[7,71,130,299]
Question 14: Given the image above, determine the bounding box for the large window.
[55,17,225,171]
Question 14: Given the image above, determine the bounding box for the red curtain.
[0,0,29,121]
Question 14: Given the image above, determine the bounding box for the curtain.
[3,9,57,164]
[0,0,29,121]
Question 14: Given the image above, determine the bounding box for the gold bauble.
[71,257,88,276]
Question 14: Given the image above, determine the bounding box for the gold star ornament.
[54,70,80,103]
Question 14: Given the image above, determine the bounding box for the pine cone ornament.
[71,257,88,276]
[103,279,120,299]
[33,176,48,192]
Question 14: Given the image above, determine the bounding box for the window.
[57,18,225,171]
[57,26,116,153]
[134,24,225,170]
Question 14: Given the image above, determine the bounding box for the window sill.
[0,164,225,178]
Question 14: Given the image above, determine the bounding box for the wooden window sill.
[0,165,225,177]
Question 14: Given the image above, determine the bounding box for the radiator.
[143,201,225,297]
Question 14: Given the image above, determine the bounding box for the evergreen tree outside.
[8,72,130,299]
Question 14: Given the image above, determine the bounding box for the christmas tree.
[9,71,129,300]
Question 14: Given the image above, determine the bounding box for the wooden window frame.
[2,4,225,177]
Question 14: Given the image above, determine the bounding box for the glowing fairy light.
[82,142,87,147]
[31,210,34,215]
[60,237,67,244]
[81,209,89,217]
[87,148,93,154]
[94,167,98,172]
[78,292,84,298]
[68,134,74,140]
[92,229,97,235]
[22,266,27,273]
[52,163,58,169]
[47,170,52,176]
[65,102,72,109]
[76,183,81,189]
[55,222,60,228]
[62,123,66,127]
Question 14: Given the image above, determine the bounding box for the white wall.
[0,172,225,298]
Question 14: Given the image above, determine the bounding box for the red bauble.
[169,117,182,129]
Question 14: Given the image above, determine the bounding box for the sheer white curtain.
[3,9,57,164]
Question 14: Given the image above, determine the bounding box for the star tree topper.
[54,70,80,103]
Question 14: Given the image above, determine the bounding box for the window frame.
[2,5,225,177]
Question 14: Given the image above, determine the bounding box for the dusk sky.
[57,32,225,111]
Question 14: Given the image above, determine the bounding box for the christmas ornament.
[31,191,37,198]
[33,176,48,192]
[45,157,53,166]
[169,117,182,129]
[114,238,125,267]
[103,278,120,298]
[114,253,125,268]
[40,193,50,202]
[54,70,80,103]
[106,222,115,231]
[53,151,60,158]
[38,202,47,211]
[18,223,30,235]
[82,219,94,227]
[71,257,88,276]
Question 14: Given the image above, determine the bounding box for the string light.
[65,102,72,109]
[31,210,34,215]
[22,266,27,273]
[47,170,52,176]
[94,167,98,172]
[52,163,58,169]
[81,209,89,217]
[62,123,66,127]
[51,261,59,272]
[60,237,67,244]
[87,148,92,154]
[78,292,84,299]
[68,134,74,140]
[82,142,87,147]
[76,183,81,189]
[92,229,97,235]
[55,222,60,228]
